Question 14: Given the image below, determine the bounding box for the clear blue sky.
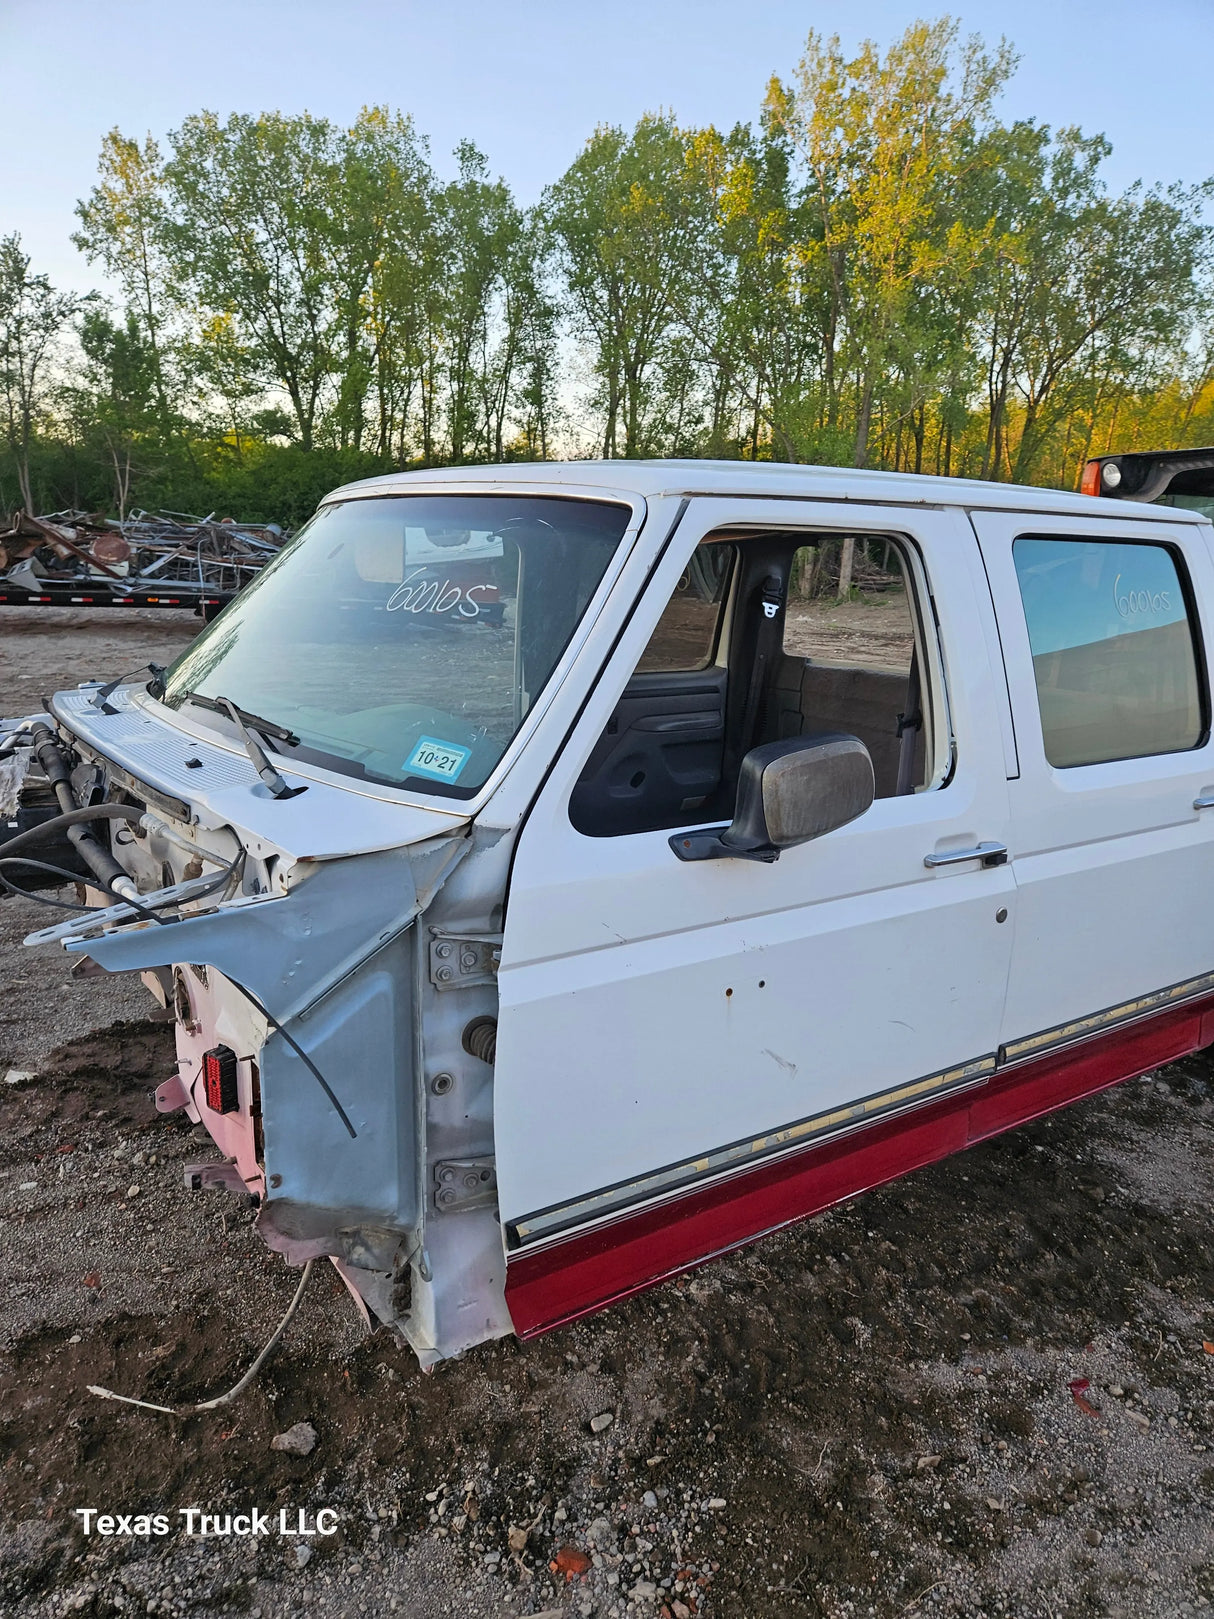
[2,0,1210,296]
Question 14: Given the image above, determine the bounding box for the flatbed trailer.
[0,583,231,612]
[0,508,280,617]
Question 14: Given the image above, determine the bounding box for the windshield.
[1163,492,1214,521]
[161,494,632,797]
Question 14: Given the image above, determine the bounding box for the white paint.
[973,508,1214,1049]
[494,499,1018,1230]
[31,457,1214,1355]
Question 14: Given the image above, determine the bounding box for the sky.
[1,0,1211,298]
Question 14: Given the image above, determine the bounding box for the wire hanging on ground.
[86,1260,314,1416]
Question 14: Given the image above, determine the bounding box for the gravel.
[1,607,1212,1619]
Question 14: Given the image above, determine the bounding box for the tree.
[0,235,86,512]
[768,21,1014,467]
[547,114,698,457]
[70,308,161,517]
[968,125,1210,482]
[677,112,842,462]
[434,143,523,462]
[505,215,562,459]
[1011,172,1207,482]
[74,131,178,429]
[328,108,434,454]
[159,110,349,452]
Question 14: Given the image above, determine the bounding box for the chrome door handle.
[924,841,1009,869]
[1195,795,1214,810]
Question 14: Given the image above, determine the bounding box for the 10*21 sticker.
[405,736,472,782]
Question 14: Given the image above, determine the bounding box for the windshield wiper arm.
[182,691,299,746]
[212,695,307,800]
[91,662,167,713]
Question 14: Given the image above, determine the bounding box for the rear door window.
[1012,537,1205,768]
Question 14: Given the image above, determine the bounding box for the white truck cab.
[6,460,1213,1365]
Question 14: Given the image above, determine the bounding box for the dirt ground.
[783,590,914,672]
[0,607,1212,1619]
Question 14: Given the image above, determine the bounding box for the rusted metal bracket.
[433,1158,497,1212]
[183,1160,247,1194]
[428,929,502,991]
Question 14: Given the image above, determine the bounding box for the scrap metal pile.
[0,508,286,612]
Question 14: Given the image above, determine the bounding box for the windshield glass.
[161,494,632,797]
[1164,492,1214,521]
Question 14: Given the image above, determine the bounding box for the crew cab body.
[8,461,1214,1366]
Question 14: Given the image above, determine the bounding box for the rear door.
[972,509,1214,1061]
[493,497,1017,1273]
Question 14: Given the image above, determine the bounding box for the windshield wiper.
[188,692,306,801]
[181,691,299,745]
[91,662,167,713]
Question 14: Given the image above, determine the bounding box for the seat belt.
[738,572,785,756]
[895,649,922,796]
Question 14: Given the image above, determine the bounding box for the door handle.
[924,841,1009,869]
[1195,795,1214,810]
[633,713,721,734]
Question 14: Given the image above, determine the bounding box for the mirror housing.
[670,732,875,863]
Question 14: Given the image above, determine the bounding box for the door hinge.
[429,929,502,990]
[433,1158,497,1212]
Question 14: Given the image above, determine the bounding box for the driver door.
[493,497,1016,1330]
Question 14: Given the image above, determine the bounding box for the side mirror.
[670,732,875,863]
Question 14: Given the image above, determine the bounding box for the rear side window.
[1012,537,1205,768]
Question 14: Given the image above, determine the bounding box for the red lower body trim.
[505,993,1214,1340]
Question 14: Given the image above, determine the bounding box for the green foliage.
[0,234,92,511]
[5,19,1213,524]
[145,443,391,527]
[545,113,699,457]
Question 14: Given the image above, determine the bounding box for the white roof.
[324,457,1207,525]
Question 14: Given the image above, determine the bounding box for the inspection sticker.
[404,736,472,783]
